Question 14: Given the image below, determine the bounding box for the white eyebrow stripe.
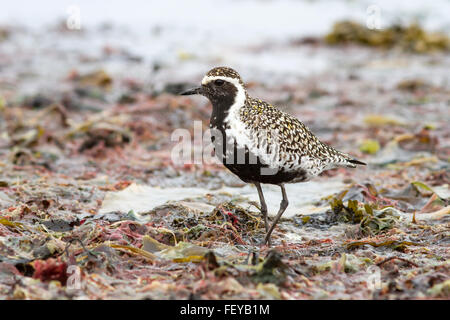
[201,75,238,85]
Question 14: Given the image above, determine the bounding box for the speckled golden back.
[239,96,351,167]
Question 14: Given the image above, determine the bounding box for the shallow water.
[100,178,347,218]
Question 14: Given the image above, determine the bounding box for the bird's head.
[181,67,246,107]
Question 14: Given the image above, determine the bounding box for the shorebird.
[181,67,365,245]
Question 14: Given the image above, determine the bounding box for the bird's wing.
[241,98,364,169]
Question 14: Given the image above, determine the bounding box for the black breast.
[209,108,306,185]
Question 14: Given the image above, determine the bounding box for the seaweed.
[330,198,400,236]
[251,250,290,285]
[325,21,449,53]
[0,9,448,299]
[346,240,420,251]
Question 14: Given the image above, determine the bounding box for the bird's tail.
[333,152,366,168]
[347,158,366,166]
[321,142,366,169]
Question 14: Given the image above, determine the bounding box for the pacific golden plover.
[181,66,365,245]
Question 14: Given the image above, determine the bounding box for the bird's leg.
[264,184,289,245]
[255,182,269,233]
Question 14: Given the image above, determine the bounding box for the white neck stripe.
[201,75,246,117]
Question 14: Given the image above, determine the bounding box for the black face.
[201,79,237,106]
[181,78,238,109]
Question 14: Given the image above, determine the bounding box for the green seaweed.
[325,21,449,53]
[251,250,290,285]
[330,198,400,236]
[346,240,420,251]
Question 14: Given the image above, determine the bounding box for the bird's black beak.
[180,87,202,96]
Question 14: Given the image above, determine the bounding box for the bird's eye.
[214,79,225,86]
